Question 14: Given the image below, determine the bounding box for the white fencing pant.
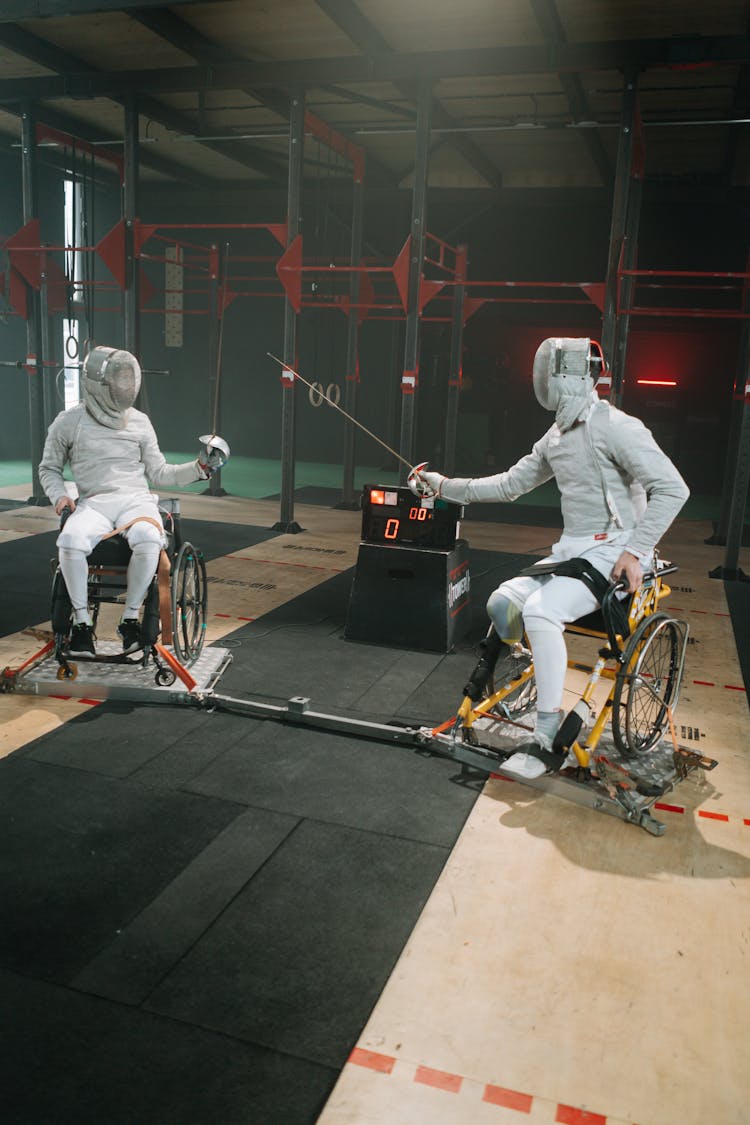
[57,494,165,624]
[487,533,635,714]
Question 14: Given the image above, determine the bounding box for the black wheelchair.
[50,498,208,685]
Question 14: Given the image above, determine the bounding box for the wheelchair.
[50,498,208,685]
[423,555,717,833]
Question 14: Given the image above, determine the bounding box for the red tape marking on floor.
[556,1105,607,1125]
[698,810,729,822]
[213,613,257,622]
[724,684,746,692]
[482,1083,533,1112]
[414,1065,462,1093]
[349,1047,395,1074]
[744,819,750,827]
[692,680,715,687]
[79,698,103,706]
[654,802,684,814]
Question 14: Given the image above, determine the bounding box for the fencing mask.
[532,337,603,432]
[82,346,142,429]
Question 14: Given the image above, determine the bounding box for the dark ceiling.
[0,0,747,198]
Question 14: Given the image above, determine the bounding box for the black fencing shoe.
[69,623,96,657]
[118,618,142,654]
[463,633,510,701]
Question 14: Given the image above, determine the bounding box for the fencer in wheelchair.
[38,345,229,672]
[410,336,691,781]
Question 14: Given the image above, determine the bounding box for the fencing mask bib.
[82,346,142,429]
[532,337,603,432]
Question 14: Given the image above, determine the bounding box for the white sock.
[125,541,160,617]
[535,709,562,745]
[59,547,92,625]
[524,619,567,713]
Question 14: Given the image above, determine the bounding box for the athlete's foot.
[68,622,96,657]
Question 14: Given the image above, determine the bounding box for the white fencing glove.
[407,462,445,500]
[407,462,469,505]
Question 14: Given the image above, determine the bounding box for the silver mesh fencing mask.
[532,337,599,431]
[82,346,142,428]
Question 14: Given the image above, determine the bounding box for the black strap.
[505,740,566,772]
[518,557,630,641]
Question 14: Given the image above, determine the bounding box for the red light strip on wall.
[636,379,677,386]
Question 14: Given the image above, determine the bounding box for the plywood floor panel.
[319,519,750,1125]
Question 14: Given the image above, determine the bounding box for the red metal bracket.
[95,219,126,288]
[580,283,606,312]
[5,219,42,289]
[392,237,411,313]
[37,123,124,182]
[419,278,446,313]
[401,368,418,394]
[276,235,303,313]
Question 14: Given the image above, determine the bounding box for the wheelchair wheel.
[488,651,537,718]
[171,542,207,665]
[611,612,684,756]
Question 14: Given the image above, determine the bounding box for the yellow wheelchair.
[424,556,717,835]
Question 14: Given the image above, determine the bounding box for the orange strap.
[101,515,165,541]
[157,549,172,645]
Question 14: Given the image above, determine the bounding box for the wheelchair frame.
[423,560,718,835]
[50,498,208,686]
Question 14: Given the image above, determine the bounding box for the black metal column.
[204,245,228,497]
[444,245,467,476]
[710,331,750,581]
[710,253,750,546]
[602,72,642,406]
[398,80,432,479]
[274,87,305,533]
[122,95,146,407]
[337,171,365,509]
[39,262,55,429]
[21,104,48,504]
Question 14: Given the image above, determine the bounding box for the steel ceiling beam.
[129,6,397,186]
[722,13,750,182]
[529,0,613,188]
[0,0,202,17]
[314,0,502,188]
[0,36,748,101]
[0,21,287,181]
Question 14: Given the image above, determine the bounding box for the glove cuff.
[439,477,471,505]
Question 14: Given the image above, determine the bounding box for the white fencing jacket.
[441,399,689,560]
[39,404,204,508]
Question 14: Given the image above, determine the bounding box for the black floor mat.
[0,518,279,639]
[724,578,750,696]
[0,549,544,1121]
[0,969,334,1125]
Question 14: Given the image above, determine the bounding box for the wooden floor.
[2,485,748,1125]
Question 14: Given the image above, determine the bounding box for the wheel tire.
[155,667,176,687]
[170,542,207,666]
[611,612,684,756]
[488,652,537,718]
[56,663,78,681]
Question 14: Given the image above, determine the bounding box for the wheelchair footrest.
[420,718,714,835]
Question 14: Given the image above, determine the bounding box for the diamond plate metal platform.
[14,641,232,703]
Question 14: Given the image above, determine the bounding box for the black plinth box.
[345,539,471,652]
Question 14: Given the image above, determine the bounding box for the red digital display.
[361,485,461,550]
